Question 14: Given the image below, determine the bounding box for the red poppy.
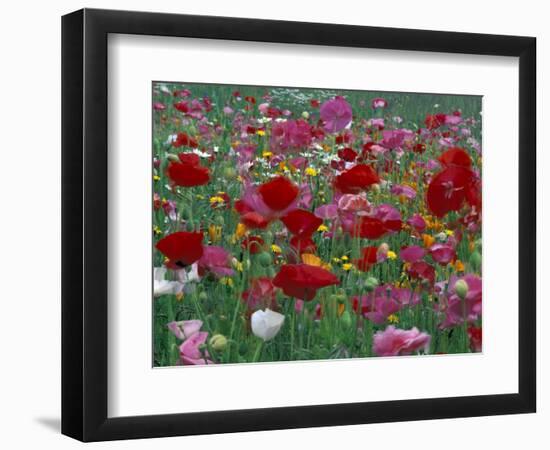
[173,100,189,113]
[467,326,482,352]
[353,217,387,239]
[244,96,256,104]
[426,166,474,217]
[413,143,426,154]
[172,132,199,148]
[310,99,320,108]
[290,236,317,255]
[424,113,446,129]
[407,261,435,286]
[273,264,339,301]
[281,209,322,237]
[338,147,358,162]
[155,231,204,267]
[438,147,472,168]
[334,164,380,194]
[241,236,265,254]
[166,153,210,187]
[240,212,269,230]
[258,176,299,211]
[353,246,378,271]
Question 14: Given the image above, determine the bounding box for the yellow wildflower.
[153,225,162,235]
[209,196,225,206]
[445,229,454,236]
[256,129,266,136]
[387,314,399,324]
[332,257,341,263]
[317,224,329,232]
[220,277,234,287]
[153,175,161,182]
[387,251,397,260]
[341,255,349,261]
[262,150,273,158]
[271,244,282,254]
[342,263,353,271]
[305,167,318,177]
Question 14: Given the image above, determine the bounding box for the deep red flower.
[173,100,189,113]
[173,132,199,148]
[273,264,339,301]
[334,164,380,194]
[467,326,482,352]
[166,153,210,187]
[353,247,379,272]
[281,209,322,237]
[240,212,269,229]
[424,113,446,129]
[338,147,358,162]
[241,236,265,254]
[353,217,387,239]
[426,166,474,217]
[155,231,204,267]
[258,176,299,211]
[244,96,256,104]
[407,261,436,286]
[413,143,426,154]
[438,147,472,169]
[310,99,320,108]
[290,236,317,255]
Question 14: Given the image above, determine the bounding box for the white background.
[0,0,546,448]
[109,35,518,417]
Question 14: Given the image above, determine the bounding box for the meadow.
[152,82,482,366]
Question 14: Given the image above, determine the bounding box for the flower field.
[152,82,482,366]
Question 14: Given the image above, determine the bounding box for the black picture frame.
[62,8,536,442]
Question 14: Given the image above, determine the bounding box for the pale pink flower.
[373,326,431,356]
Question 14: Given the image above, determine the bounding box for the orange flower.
[422,234,436,248]
[301,253,331,270]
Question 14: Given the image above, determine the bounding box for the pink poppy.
[167,320,203,341]
[179,331,213,365]
[429,243,456,265]
[400,245,426,263]
[320,96,352,133]
[391,184,417,199]
[198,246,234,277]
[373,326,431,356]
[436,274,482,329]
[407,213,427,232]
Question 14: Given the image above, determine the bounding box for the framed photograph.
[62,8,536,442]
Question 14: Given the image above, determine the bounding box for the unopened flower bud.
[223,166,237,179]
[302,111,310,119]
[364,276,379,292]
[166,153,179,162]
[340,310,352,328]
[371,183,381,194]
[470,251,482,269]
[209,334,228,351]
[198,291,208,301]
[257,251,273,267]
[454,279,469,300]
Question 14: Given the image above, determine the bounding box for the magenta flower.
[179,331,213,365]
[320,96,352,133]
[429,243,456,265]
[373,326,431,356]
[167,320,203,341]
[400,245,426,263]
[198,246,234,277]
[153,102,166,111]
[407,213,427,232]
[314,203,338,220]
[270,119,312,152]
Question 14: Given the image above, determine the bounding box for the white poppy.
[153,267,184,297]
[251,309,285,341]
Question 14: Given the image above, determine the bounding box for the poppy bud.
[302,111,310,119]
[166,153,179,162]
[454,279,469,300]
[371,183,381,194]
[209,334,228,351]
[223,166,237,179]
[257,251,273,267]
[470,251,482,270]
[364,276,379,292]
[340,310,352,328]
[198,291,208,301]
